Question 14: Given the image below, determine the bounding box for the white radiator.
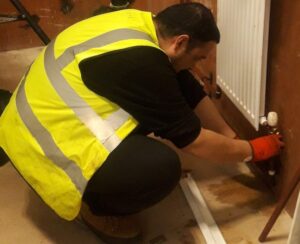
[216,0,271,130]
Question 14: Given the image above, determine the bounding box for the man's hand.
[249,134,284,162]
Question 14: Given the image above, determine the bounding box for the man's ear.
[173,34,190,53]
[159,34,190,58]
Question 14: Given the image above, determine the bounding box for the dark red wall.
[0,0,109,51]
[0,0,181,51]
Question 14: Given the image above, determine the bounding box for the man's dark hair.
[154,3,220,48]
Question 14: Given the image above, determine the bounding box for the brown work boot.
[80,202,141,244]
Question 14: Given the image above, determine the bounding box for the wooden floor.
[189,158,292,243]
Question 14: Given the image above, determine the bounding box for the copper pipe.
[259,168,300,242]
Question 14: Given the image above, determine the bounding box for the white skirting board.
[180,173,227,244]
[288,189,300,244]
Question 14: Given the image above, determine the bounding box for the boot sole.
[81,215,142,244]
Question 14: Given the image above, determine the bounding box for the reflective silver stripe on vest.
[106,109,132,130]
[57,29,154,68]
[15,72,87,194]
[45,42,121,152]
[15,29,155,196]
[45,28,154,151]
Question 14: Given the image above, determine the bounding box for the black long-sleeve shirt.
[79,46,206,148]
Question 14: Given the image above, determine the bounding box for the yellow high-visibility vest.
[0,9,161,220]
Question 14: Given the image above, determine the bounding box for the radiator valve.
[260,112,279,176]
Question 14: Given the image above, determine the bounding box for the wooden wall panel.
[146,0,180,14]
[132,0,180,13]
[188,0,217,14]
[266,0,300,215]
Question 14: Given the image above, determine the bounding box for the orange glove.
[249,134,284,162]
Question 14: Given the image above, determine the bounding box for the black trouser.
[83,134,181,216]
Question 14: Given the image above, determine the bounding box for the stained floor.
[189,157,292,243]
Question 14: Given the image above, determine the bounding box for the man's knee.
[132,135,181,192]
